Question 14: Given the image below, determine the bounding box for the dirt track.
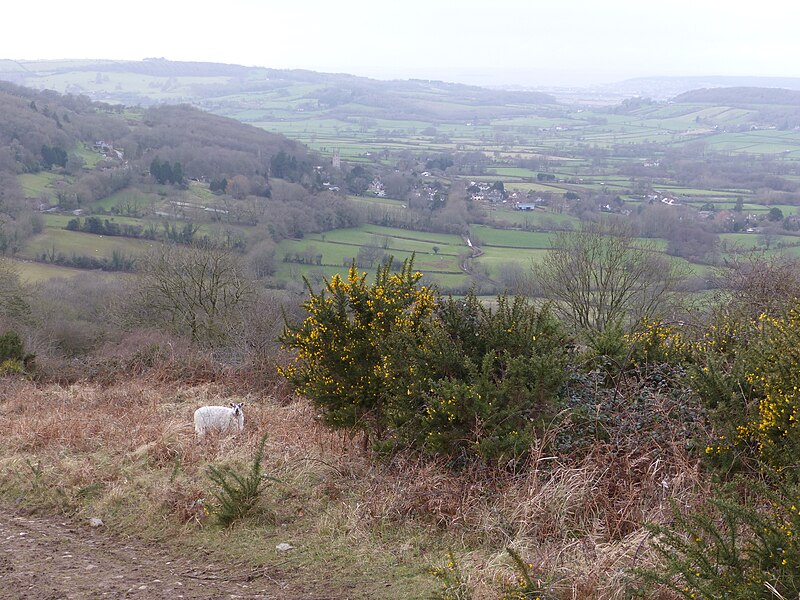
[0,509,321,600]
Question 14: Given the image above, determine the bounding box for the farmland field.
[311,225,464,249]
[505,182,568,193]
[91,189,162,212]
[346,194,406,208]
[10,259,92,282]
[485,209,580,229]
[18,172,66,201]
[471,226,553,248]
[475,248,550,277]
[21,228,158,261]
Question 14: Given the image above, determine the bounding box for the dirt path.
[0,509,323,600]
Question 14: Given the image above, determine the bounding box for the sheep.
[194,402,244,438]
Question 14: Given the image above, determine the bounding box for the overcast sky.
[5,0,800,87]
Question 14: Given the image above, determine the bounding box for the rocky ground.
[0,508,333,600]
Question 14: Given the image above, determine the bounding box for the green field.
[486,209,580,229]
[273,257,468,291]
[475,248,550,276]
[471,226,553,248]
[278,225,466,274]
[487,167,541,178]
[93,189,163,212]
[18,172,66,202]
[505,182,567,193]
[346,194,407,208]
[10,259,92,283]
[75,144,105,168]
[311,225,463,249]
[22,228,158,261]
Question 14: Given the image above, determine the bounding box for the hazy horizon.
[6,0,800,88]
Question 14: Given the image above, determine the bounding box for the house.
[367,178,386,197]
[487,190,505,203]
[94,140,123,159]
[515,203,536,211]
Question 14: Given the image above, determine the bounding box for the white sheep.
[194,402,244,438]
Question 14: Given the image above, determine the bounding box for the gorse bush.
[692,307,800,477]
[616,306,800,478]
[584,320,628,382]
[387,292,570,465]
[279,257,437,442]
[737,310,800,474]
[635,476,800,599]
[626,319,693,371]
[0,331,34,375]
[280,259,571,466]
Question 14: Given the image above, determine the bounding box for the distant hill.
[0,58,557,122]
[604,76,800,101]
[673,86,800,105]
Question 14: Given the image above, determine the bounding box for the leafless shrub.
[716,251,800,319]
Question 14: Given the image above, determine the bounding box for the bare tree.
[715,252,800,320]
[245,239,277,279]
[226,175,251,200]
[134,243,254,346]
[533,220,686,334]
[356,244,385,269]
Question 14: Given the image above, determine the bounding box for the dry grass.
[0,377,704,599]
[347,441,700,599]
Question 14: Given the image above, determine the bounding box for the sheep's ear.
[229,402,235,408]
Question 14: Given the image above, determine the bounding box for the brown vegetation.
[0,366,703,598]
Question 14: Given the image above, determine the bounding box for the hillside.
[673,86,800,105]
[0,80,310,178]
[0,82,366,280]
[2,63,800,600]
[603,75,800,100]
[0,58,556,121]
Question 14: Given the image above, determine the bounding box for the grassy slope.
[21,227,157,260]
[18,171,68,202]
[9,258,92,282]
[0,377,702,599]
[0,380,437,598]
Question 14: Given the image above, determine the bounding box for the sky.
[5,0,800,87]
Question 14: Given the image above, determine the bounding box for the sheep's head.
[230,402,244,417]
